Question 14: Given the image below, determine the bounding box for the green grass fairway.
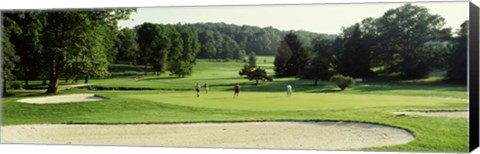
[1,56,469,152]
[126,92,466,111]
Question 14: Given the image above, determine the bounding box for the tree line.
[274,4,468,84]
[120,23,201,77]
[116,22,336,62]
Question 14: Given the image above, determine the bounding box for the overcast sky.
[118,1,468,35]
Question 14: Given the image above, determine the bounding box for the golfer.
[287,84,293,96]
[195,82,201,97]
[234,83,240,98]
[204,82,209,94]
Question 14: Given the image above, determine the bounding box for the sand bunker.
[17,94,106,104]
[0,121,414,150]
[394,110,468,118]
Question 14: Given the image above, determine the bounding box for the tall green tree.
[197,30,217,59]
[274,39,293,77]
[274,32,307,77]
[4,12,45,87]
[337,24,374,78]
[303,36,335,85]
[115,28,139,65]
[137,23,156,75]
[220,36,241,60]
[167,25,200,77]
[63,13,119,83]
[137,23,170,75]
[446,20,468,83]
[2,15,21,95]
[40,10,131,93]
[374,4,451,78]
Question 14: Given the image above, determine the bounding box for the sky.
[118,1,469,35]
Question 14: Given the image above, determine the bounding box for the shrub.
[223,58,231,62]
[330,74,356,90]
[122,71,140,76]
[10,82,23,89]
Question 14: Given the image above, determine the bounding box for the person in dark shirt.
[234,83,240,98]
[204,82,209,94]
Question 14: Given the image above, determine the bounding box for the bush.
[122,71,140,76]
[330,74,356,90]
[10,82,23,89]
[222,58,231,62]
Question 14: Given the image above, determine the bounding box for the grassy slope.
[1,56,469,152]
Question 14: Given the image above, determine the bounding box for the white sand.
[17,94,105,104]
[0,122,414,150]
[394,111,468,118]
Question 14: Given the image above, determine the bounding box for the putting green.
[124,91,466,111]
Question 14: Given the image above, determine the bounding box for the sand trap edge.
[1,120,416,150]
[394,110,468,118]
[16,93,108,104]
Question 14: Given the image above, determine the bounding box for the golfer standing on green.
[287,84,293,96]
[195,82,201,97]
[234,83,240,98]
[204,82,209,94]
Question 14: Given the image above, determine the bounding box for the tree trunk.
[65,77,69,83]
[314,79,318,86]
[84,76,89,84]
[24,67,29,87]
[46,53,60,94]
[47,21,60,94]
[255,80,259,86]
[42,78,47,85]
[3,79,7,96]
[47,79,59,93]
[133,58,137,67]
[24,79,29,88]
[144,64,148,76]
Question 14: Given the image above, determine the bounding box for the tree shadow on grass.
[352,84,466,92]
[137,76,181,81]
[217,79,334,93]
[2,91,51,98]
[305,89,343,93]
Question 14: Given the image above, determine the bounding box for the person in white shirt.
[287,85,292,96]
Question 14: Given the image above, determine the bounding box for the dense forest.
[1,4,469,94]
[115,22,336,62]
[185,23,336,57]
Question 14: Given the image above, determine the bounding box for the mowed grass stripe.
[124,91,466,111]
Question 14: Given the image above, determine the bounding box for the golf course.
[1,56,468,151]
[1,3,470,152]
